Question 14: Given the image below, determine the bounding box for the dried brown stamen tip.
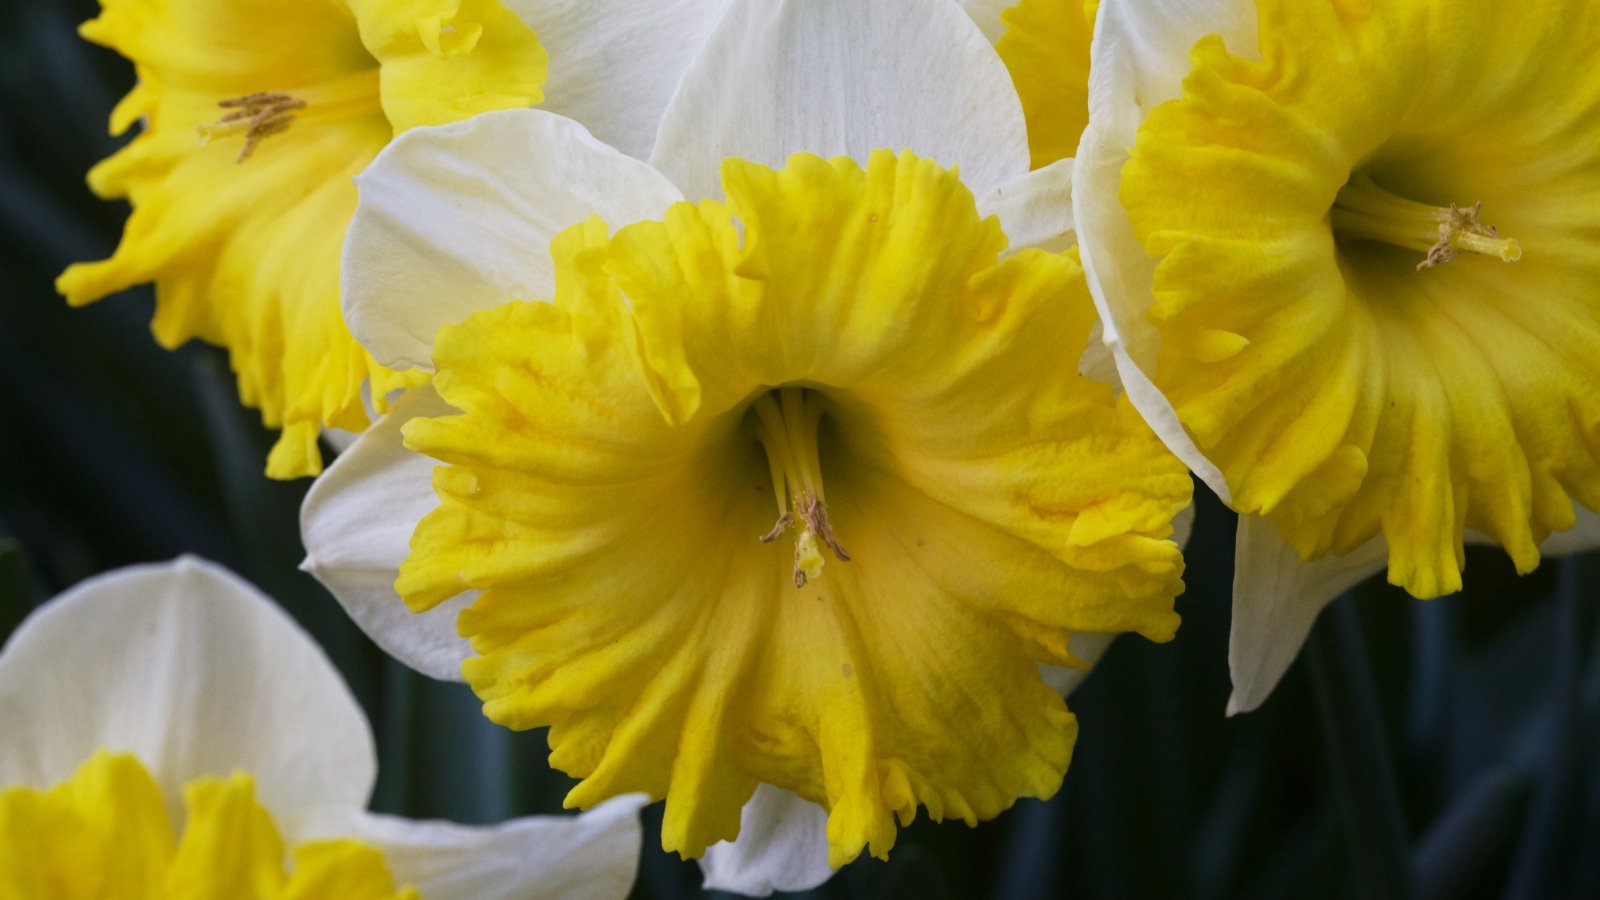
[797,494,851,562]
[1331,174,1522,269]
[1419,203,1480,270]
[205,92,307,163]
[759,512,794,543]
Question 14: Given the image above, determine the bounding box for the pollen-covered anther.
[1419,202,1522,270]
[788,492,851,588]
[797,493,851,563]
[198,92,308,163]
[1330,173,1522,270]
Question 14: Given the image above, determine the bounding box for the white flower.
[0,557,644,899]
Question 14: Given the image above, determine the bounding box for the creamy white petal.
[976,157,1075,256]
[1226,515,1386,715]
[1228,502,1600,715]
[322,427,361,455]
[699,785,832,897]
[0,558,374,820]
[302,385,473,683]
[1539,503,1600,556]
[1172,491,1197,550]
[649,0,1029,201]
[960,0,1014,43]
[1074,0,1256,502]
[1038,632,1118,696]
[343,109,684,372]
[509,0,731,161]
[1075,318,1122,388]
[1085,0,1257,141]
[288,794,647,900]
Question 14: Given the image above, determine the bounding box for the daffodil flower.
[302,0,1192,892]
[1074,0,1600,713]
[55,0,729,480]
[0,558,645,898]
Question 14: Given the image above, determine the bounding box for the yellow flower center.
[751,388,851,587]
[398,149,1190,867]
[201,92,311,162]
[0,751,416,899]
[1331,173,1521,269]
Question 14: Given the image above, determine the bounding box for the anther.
[759,512,794,543]
[200,92,307,163]
[796,494,851,562]
[1417,202,1522,270]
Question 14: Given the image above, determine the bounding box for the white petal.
[322,426,360,455]
[1086,0,1258,142]
[1038,631,1118,697]
[649,0,1029,202]
[1228,502,1600,714]
[1226,516,1387,715]
[959,0,1013,43]
[301,385,473,683]
[0,558,375,819]
[343,109,684,372]
[699,785,833,896]
[288,794,648,900]
[1172,495,1197,550]
[1539,502,1600,556]
[510,0,731,161]
[976,157,1075,256]
[1074,0,1257,503]
[1076,318,1123,388]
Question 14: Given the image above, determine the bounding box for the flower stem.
[1307,596,1415,899]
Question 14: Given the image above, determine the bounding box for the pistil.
[753,387,850,587]
[1331,173,1521,270]
[199,92,307,163]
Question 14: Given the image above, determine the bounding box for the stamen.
[1331,173,1522,270]
[199,92,307,163]
[752,388,851,587]
[759,512,794,543]
[797,494,851,562]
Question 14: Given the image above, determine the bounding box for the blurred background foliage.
[3,2,1598,897]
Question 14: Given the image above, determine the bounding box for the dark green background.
[3,2,1598,896]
